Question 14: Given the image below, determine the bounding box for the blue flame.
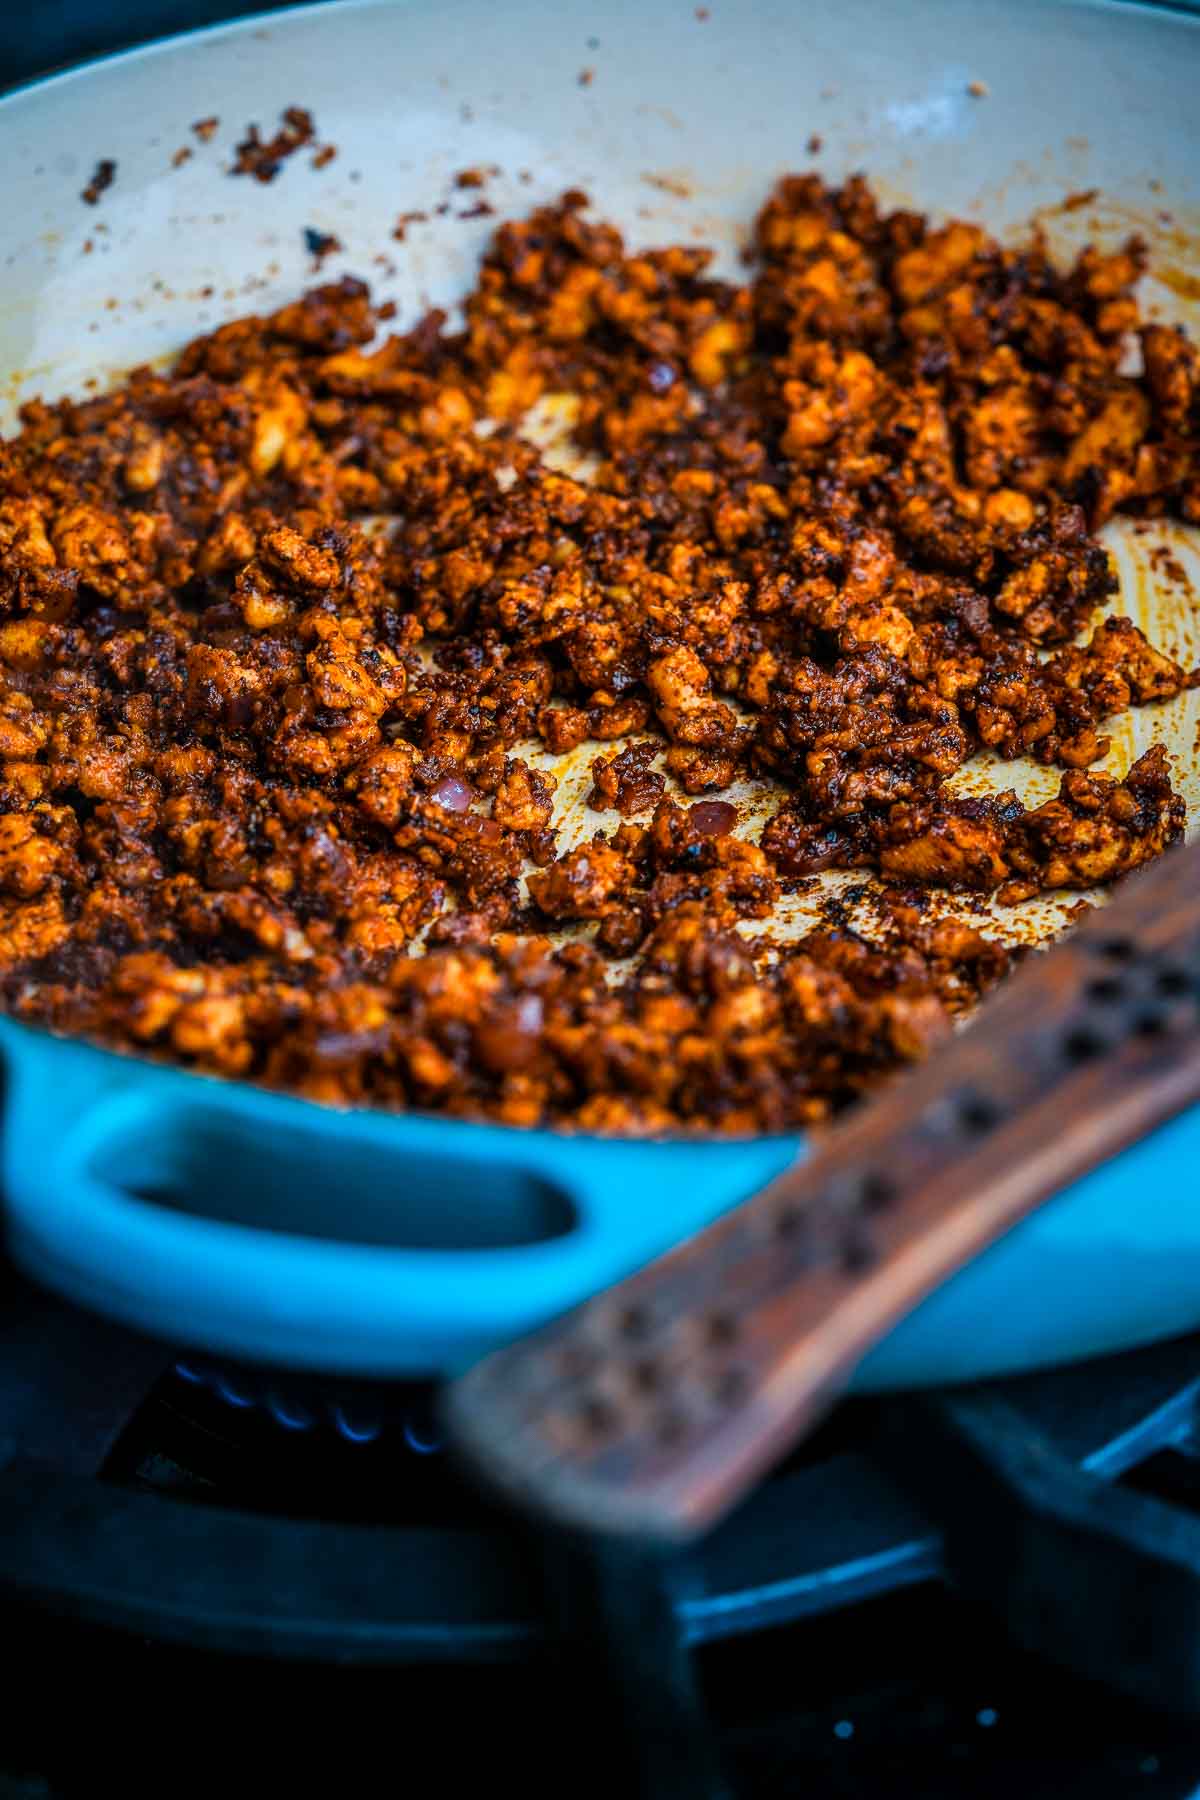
[333,1406,382,1444]
[403,1419,442,1456]
[173,1359,438,1446]
[267,1394,316,1431]
[216,1379,255,1409]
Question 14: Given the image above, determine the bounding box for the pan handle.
[0,1021,792,1374]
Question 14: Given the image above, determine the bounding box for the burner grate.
[7,1262,1200,1796]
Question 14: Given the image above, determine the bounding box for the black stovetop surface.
[3,1573,1197,1800]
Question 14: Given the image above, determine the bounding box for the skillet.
[0,0,1198,1382]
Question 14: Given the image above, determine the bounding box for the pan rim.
[2,0,1199,118]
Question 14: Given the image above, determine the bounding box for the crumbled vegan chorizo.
[231,107,316,182]
[303,228,343,267]
[588,741,665,816]
[81,160,116,205]
[0,172,1195,1132]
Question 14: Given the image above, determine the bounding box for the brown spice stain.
[641,171,693,200]
[1158,265,1200,304]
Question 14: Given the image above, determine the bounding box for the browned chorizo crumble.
[393,210,430,243]
[231,107,316,183]
[303,228,343,269]
[80,160,116,206]
[1,175,1197,1133]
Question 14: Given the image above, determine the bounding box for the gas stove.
[4,1255,1200,1799]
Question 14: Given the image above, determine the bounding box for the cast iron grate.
[4,1259,1200,1795]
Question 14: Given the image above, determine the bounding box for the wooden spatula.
[444,838,1200,1544]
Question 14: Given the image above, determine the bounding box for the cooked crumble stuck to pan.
[0,176,1196,1132]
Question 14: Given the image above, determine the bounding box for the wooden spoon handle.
[445,840,1200,1544]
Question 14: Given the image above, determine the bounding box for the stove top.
[4,1256,1200,1798]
